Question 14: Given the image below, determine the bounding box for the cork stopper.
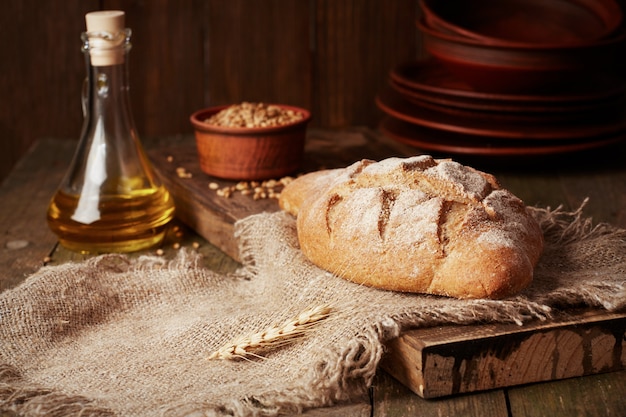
[85,10,126,66]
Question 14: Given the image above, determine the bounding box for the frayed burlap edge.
[1,201,625,417]
[0,364,115,416]
[217,201,626,416]
[527,200,626,311]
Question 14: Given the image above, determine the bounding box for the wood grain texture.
[507,370,626,417]
[0,0,96,182]
[312,0,419,126]
[206,0,312,110]
[150,142,277,261]
[372,370,509,417]
[103,0,207,137]
[0,139,73,291]
[48,216,242,277]
[496,149,626,228]
[381,310,626,398]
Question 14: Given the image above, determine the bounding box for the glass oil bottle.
[47,10,175,253]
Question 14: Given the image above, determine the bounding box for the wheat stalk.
[208,305,332,361]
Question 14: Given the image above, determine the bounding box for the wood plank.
[301,394,371,417]
[312,0,419,127]
[148,128,415,260]
[371,370,509,417]
[507,369,626,417]
[0,0,97,181]
[557,167,626,228]
[380,310,626,398]
[0,139,75,291]
[496,143,626,228]
[206,0,312,113]
[149,142,283,260]
[48,216,241,276]
[103,0,207,137]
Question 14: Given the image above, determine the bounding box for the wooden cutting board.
[148,128,626,399]
[148,127,414,261]
[380,310,626,398]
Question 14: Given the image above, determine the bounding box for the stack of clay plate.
[377,0,626,162]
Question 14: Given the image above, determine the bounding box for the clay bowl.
[419,0,623,46]
[190,104,311,181]
[417,19,626,93]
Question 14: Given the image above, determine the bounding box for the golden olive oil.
[47,184,175,253]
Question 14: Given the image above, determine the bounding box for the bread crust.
[279,156,544,299]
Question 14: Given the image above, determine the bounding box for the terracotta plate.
[389,77,625,115]
[376,86,626,141]
[379,116,626,157]
[390,60,626,108]
[389,79,623,120]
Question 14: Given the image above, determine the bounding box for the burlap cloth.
[1,204,625,416]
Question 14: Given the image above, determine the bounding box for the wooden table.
[1,130,625,416]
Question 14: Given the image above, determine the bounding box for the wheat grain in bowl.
[190,103,311,181]
[204,102,305,128]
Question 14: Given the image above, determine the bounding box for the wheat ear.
[208,305,332,360]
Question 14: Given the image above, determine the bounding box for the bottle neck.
[82,28,131,66]
[81,30,137,140]
[84,55,133,116]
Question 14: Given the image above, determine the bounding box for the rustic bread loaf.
[279,156,544,299]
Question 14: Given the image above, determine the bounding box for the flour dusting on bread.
[279,156,544,299]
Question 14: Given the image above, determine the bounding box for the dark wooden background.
[0,0,421,183]
[2,0,625,184]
